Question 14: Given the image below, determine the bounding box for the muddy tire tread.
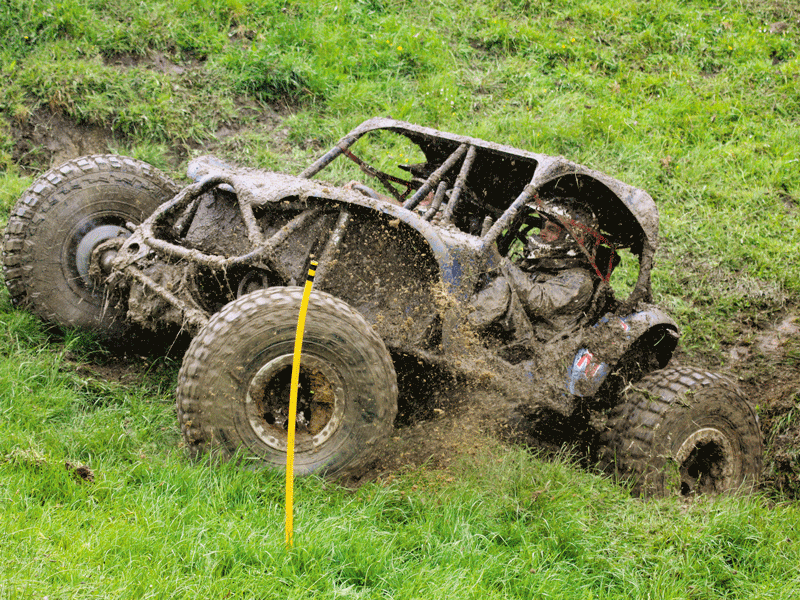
[177,286,398,478]
[2,155,179,324]
[598,366,762,495]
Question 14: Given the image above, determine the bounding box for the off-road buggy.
[3,118,762,495]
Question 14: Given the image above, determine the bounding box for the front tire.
[599,367,762,497]
[2,155,179,331]
[176,287,398,477]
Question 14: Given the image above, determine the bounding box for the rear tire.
[2,155,179,331]
[176,287,398,477]
[599,367,762,497]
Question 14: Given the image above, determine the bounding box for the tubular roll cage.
[109,124,645,330]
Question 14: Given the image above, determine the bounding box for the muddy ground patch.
[66,312,800,499]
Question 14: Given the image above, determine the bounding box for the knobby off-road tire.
[2,155,179,331]
[599,366,762,497]
[177,287,398,477]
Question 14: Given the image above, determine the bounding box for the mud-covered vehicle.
[3,118,762,495]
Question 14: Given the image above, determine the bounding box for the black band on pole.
[307,260,318,282]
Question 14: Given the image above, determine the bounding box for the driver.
[469,198,602,345]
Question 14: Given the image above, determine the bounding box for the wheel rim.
[74,224,129,287]
[675,427,735,495]
[67,216,131,292]
[245,354,345,452]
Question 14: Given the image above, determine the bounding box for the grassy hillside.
[2,0,799,352]
[1,0,799,598]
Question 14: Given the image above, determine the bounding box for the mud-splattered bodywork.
[105,118,677,416]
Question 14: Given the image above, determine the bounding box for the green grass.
[3,354,800,599]
[1,0,800,597]
[2,324,800,599]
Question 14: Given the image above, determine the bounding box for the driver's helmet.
[525,197,600,265]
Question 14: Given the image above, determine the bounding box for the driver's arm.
[503,262,595,319]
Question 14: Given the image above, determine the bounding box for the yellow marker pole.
[285,260,317,548]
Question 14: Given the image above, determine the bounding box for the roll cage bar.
[301,118,658,305]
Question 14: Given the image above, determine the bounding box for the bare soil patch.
[728,313,800,498]
[12,108,118,170]
[103,50,200,75]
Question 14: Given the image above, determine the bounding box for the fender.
[566,305,679,397]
